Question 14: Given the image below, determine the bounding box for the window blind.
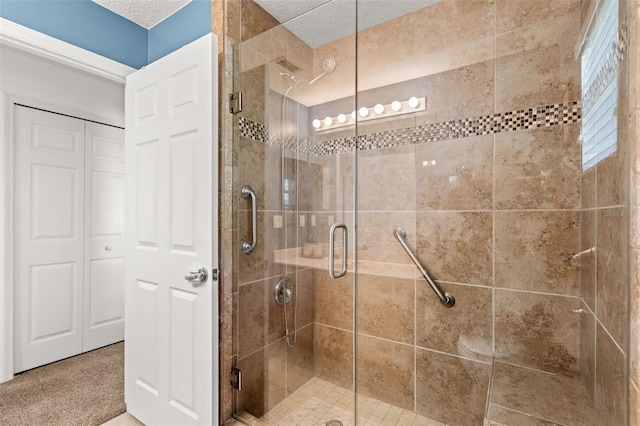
[581,0,619,171]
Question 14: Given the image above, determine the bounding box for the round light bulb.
[408,97,420,108]
[374,103,384,114]
[337,113,347,123]
[324,116,333,126]
[358,107,369,117]
[351,111,356,120]
[312,119,322,129]
[391,101,402,111]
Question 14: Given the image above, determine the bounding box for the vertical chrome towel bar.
[393,227,455,307]
[241,185,257,254]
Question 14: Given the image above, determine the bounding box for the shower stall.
[222,0,632,425]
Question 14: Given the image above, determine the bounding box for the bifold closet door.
[14,106,85,372]
[83,122,125,352]
[14,107,125,373]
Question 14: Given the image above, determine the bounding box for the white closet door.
[14,106,85,373]
[83,122,125,352]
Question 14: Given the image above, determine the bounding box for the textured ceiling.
[91,0,439,44]
[91,0,190,29]
[253,0,441,48]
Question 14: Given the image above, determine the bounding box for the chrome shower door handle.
[241,185,257,254]
[329,223,347,279]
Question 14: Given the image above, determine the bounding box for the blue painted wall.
[0,0,211,69]
[148,0,210,64]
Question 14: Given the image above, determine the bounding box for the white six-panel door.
[15,106,86,372]
[124,33,217,426]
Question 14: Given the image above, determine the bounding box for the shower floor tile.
[236,377,447,426]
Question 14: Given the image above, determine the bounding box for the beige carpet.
[0,342,125,426]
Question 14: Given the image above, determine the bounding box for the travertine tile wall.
[211,1,236,421]
[306,1,584,425]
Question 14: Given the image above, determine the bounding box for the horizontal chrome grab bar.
[393,227,455,308]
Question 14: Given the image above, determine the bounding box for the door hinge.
[229,92,243,114]
[230,367,242,391]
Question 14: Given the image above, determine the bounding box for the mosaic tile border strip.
[239,101,581,156]
[238,117,308,153]
[238,116,266,143]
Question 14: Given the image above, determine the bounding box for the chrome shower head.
[322,56,336,73]
[308,56,337,86]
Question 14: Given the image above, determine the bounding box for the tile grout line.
[489,403,572,426]
[489,7,497,420]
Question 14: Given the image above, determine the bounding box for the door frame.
[0,19,133,383]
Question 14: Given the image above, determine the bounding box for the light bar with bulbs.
[312,96,426,132]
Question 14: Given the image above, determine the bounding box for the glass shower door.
[232,5,357,423]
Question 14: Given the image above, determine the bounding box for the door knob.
[184,267,208,287]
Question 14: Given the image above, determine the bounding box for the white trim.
[0,18,136,83]
[0,92,15,383]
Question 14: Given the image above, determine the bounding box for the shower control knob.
[274,277,293,305]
